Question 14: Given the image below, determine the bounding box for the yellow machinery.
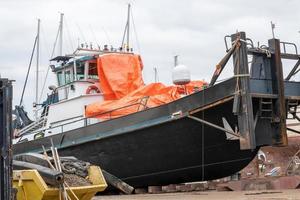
[13,166,107,200]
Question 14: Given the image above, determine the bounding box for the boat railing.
[19,96,150,139]
[57,96,150,132]
[280,41,298,55]
[224,35,254,52]
[17,107,49,137]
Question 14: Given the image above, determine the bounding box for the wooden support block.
[190,182,209,191]
[175,184,193,192]
[148,186,162,194]
[102,170,134,194]
[134,188,147,194]
[208,181,217,190]
[161,184,177,193]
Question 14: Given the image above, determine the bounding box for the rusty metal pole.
[231,32,256,150]
[0,79,13,200]
[268,39,288,146]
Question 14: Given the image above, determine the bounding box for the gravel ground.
[93,189,300,200]
[64,174,91,187]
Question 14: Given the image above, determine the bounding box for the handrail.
[280,41,298,55]
[18,96,150,137]
[224,35,254,52]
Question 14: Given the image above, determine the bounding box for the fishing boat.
[12,8,300,187]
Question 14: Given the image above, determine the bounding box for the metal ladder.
[259,98,273,119]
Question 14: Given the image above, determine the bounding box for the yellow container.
[13,166,107,200]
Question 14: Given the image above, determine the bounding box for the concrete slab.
[93,189,300,200]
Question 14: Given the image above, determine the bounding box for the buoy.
[86,85,101,94]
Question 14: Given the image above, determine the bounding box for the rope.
[260,48,271,58]
[234,39,241,96]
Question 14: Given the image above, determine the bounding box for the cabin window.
[76,63,85,80]
[57,71,65,86]
[88,63,98,79]
[65,70,72,84]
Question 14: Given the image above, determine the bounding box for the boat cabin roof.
[51,55,98,87]
[50,55,72,62]
[52,55,95,72]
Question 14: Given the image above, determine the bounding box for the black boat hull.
[16,76,300,187]
[14,88,258,187]
[58,102,257,187]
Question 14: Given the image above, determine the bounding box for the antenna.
[174,55,179,67]
[154,67,159,83]
[35,19,40,120]
[270,21,275,38]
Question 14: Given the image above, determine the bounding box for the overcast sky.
[1,0,300,117]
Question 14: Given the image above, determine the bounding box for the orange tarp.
[85,83,181,119]
[85,53,206,119]
[97,53,144,100]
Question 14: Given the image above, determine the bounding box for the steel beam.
[187,115,240,138]
[268,39,288,146]
[285,59,300,80]
[209,42,237,86]
[248,48,300,60]
[231,32,256,150]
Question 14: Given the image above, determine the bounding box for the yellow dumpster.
[13,166,107,200]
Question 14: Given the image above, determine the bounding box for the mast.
[126,3,130,51]
[121,4,131,51]
[35,18,40,119]
[59,13,64,56]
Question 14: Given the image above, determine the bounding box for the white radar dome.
[172,64,191,85]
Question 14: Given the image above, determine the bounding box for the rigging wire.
[76,22,87,45]
[38,24,60,102]
[89,24,100,48]
[40,25,52,60]
[20,36,38,106]
[62,21,73,53]
[102,27,112,47]
[130,7,141,54]
[64,16,75,51]
[63,31,71,54]
[121,20,128,48]
[39,25,53,91]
